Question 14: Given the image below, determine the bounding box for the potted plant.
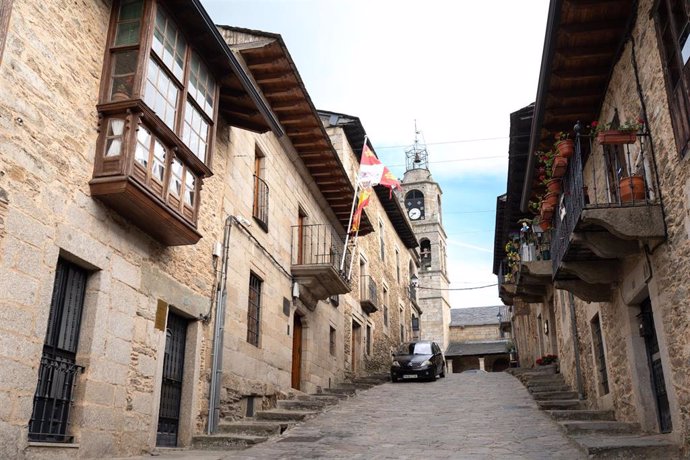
[554,131,574,158]
[545,178,561,194]
[550,154,568,178]
[592,118,644,145]
[620,175,646,202]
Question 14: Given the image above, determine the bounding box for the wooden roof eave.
[219,27,370,234]
[520,0,636,212]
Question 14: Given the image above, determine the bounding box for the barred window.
[329,326,336,356]
[247,273,262,346]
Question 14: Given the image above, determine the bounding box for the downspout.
[568,292,585,400]
[207,215,235,434]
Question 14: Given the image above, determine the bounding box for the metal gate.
[639,299,672,433]
[156,311,187,447]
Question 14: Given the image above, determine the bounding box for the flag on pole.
[357,145,401,194]
[350,188,372,233]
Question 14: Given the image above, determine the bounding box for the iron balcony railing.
[551,126,658,275]
[252,175,269,230]
[290,223,351,282]
[28,354,84,443]
[360,275,378,305]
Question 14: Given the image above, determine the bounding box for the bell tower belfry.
[401,126,451,351]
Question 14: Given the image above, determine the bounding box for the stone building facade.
[495,0,690,454]
[445,306,511,373]
[0,3,419,459]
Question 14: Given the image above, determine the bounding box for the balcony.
[548,130,665,301]
[360,275,378,315]
[252,175,269,231]
[291,223,352,310]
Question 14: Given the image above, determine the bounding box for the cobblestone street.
[120,372,584,460]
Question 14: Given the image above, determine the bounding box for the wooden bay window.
[90,0,220,245]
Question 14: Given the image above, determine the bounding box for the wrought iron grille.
[551,128,658,276]
[252,175,269,229]
[157,312,188,447]
[28,355,84,442]
[360,275,378,305]
[290,223,351,282]
[247,273,262,347]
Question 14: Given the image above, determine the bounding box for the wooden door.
[291,315,302,390]
[640,299,672,433]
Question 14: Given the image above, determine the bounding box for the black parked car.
[390,341,446,382]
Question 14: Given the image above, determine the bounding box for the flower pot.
[597,130,637,145]
[540,204,554,222]
[556,139,574,158]
[546,179,561,194]
[550,156,568,178]
[543,192,559,208]
[619,175,645,202]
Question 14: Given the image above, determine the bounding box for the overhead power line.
[418,283,498,291]
[376,134,531,149]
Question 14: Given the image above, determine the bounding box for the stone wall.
[448,324,501,342]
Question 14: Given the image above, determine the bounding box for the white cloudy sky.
[201,0,550,309]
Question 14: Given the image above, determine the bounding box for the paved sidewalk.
[115,372,584,460]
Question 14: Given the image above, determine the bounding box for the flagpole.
[340,136,368,272]
[347,229,361,279]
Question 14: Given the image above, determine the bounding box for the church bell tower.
[401,127,451,351]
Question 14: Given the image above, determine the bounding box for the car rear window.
[398,342,432,355]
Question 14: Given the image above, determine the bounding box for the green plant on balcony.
[591,118,644,145]
[554,131,574,158]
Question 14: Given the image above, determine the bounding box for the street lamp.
[410,273,419,287]
[497,310,504,338]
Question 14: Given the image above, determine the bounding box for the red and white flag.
[357,144,401,194]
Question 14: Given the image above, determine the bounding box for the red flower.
[637,117,645,125]
[591,121,599,128]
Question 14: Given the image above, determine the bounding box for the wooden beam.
[265,87,302,99]
[552,67,610,80]
[254,72,294,85]
[246,55,289,67]
[560,21,627,36]
[555,44,617,59]
[549,86,605,99]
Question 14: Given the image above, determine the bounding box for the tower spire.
[405,120,429,171]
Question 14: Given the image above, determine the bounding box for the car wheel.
[440,367,446,378]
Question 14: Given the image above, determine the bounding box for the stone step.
[217,420,290,436]
[192,434,268,450]
[533,391,579,401]
[547,410,615,421]
[322,387,357,396]
[528,385,571,393]
[256,409,319,422]
[560,421,640,435]
[298,394,340,405]
[308,392,348,401]
[351,376,389,385]
[337,383,373,390]
[572,434,680,459]
[537,399,585,410]
[523,378,566,387]
[277,399,328,411]
[523,375,565,383]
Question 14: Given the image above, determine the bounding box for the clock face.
[408,208,422,220]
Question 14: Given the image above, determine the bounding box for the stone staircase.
[509,367,680,459]
[192,374,388,451]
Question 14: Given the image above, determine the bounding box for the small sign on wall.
[155,299,168,331]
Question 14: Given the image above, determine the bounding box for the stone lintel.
[554,280,612,302]
[560,260,619,284]
[581,206,665,241]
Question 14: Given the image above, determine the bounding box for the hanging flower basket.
[619,175,646,202]
[556,139,574,158]
[597,130,637,145]
[550,156,568,178]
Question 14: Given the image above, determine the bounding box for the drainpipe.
[207,215,241,434]
[568,292,585,400]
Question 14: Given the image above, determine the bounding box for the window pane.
[114,0,143,46]
[105,119,125,157]
[182,100,209,162]
[152,139,166,182]
[144,58,179,130]
[189,52,216,117]
[184,170,195,206]
[170,157,183,197]
[135,126,151,167]
[152,7,186,81]
[109,50,138,101]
